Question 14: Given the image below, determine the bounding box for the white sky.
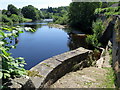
[0,0,72,10]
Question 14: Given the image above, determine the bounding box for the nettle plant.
[0,26,26,80]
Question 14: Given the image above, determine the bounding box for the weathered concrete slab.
[29,47,93,88]
[5,47,93,89]
[29,76,44,89]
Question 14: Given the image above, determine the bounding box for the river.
[9,21,85,70]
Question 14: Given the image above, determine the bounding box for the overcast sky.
[0,0,72,10]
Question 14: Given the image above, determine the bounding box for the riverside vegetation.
[0,2,120,88]
[0,26,37,89]
[0,26,26,88]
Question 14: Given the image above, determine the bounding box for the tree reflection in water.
[67,32,88,50]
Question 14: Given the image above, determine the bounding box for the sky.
[0,0,72,10]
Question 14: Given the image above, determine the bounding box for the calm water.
[10,21,85,70]
[10,22,71,69]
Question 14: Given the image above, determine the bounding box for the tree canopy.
[8,4,19,15]
[68,2,101,33]
[21,5,41,21]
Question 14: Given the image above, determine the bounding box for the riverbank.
[48,23,68,29]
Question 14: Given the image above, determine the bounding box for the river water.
[10,21,84,70]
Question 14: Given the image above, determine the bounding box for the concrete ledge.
[29,47,93,88]
[5,47,93,89]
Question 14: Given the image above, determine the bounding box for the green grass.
[102,67,115,88]
[22,18,32,22]
[102,49,115,88]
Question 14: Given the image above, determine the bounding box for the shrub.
[10,14,19,22]
[0,26,26,81]
[95,6,120,16]
[2,15,13,25]
[86,19,105,47]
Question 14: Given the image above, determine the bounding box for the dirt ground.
[50,67,115,88]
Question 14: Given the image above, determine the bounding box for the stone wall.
[99,15,117,47]
[4,47,93,89]
[99,15,120,87]
[112,15,120,87]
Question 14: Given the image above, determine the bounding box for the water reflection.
[67,33,88,50]
[24,24,41,30]
[10,24,69,69]
[19,22,43,30]
[10,21,88,70]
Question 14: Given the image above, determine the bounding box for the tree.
[2,9,8,15]
[7,4,18,15]
[68,2,101,33]
[21,5,40,21]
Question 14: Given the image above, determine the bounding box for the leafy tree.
[86,19,105,47]
[68,2,101,33]
[2,9,8,15]
[40,6,69,19]
[21,5,40,21]
[47,7,53,13]
[7,4,19,15]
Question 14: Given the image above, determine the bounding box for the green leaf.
[18,30,23,33]
[4,73,10,79]
[2,49,9,57]
[0,30,5,37]
[0,26,27,80]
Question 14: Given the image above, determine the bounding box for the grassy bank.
[102,67,115,88]
[48,23,68,29]
[22,17,32,22]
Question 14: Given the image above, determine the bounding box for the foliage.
[68,2,101,33]
[7,4,19,15]
[102,67,115,88]
[0,26,26,80]
[41,6,69,25]
[95,6,120,16]
[1,5,33,25]
[2,15,13,25]
[54,13,68,25]
[21,17,32,22]
[10,14,19,22]
[21,5,41,21]
[41,6,69,19]
[86,19,105,47]
[24,27,36,32]
[2,9,8,15]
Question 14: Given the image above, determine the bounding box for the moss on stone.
[27,70,43,78]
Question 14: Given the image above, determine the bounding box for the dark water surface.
[10,22,71,69]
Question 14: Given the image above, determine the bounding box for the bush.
[0,26,26,81]
[10,14,19,22]
[2,15,13,25]
[95,6,120,16]
[55,15,68,25]
[86,19,105,47]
